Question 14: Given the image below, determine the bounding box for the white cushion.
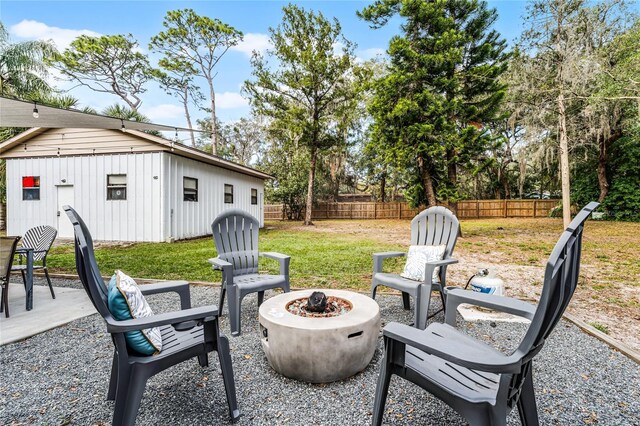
[400,245,447,282]
[108,270,162,354]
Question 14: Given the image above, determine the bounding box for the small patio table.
[14,247,34,310]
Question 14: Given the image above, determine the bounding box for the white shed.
[0,127,271,242]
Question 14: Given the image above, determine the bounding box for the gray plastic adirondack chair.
[210,209,290,336]
[371,202,599,426]
[13,225,57,299]
[64,206,240,426]
[371,206,460,329]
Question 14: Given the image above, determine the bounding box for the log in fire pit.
[259,290,380,383]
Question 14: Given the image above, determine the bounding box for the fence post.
[476,201,480,218]
[503,200,508,218]
[398,202,402,219]
[350,203,354,219]
[374,202,377,219]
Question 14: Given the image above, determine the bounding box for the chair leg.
[20,269,26,289]
[439,289,446,314]
[257,291,265,307]
[112,363,131,426]
[370,278,378,300]
[228,285,242,337]
[219,284,227,316]
[402,292,411,310]
[1,283,8,318]
[198,354,209,367]
[517,372,540,426]
[216,334,241,423]
[121,368,149,426]
[107,351,118,401]
[418,285,435,330]
[372,343,394,426]
[44,268,55,299]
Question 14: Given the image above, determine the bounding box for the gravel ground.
[1,278,639,426]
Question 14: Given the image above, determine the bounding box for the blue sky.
[2,0,531,133]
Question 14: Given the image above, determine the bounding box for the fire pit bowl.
[258,289,380,383]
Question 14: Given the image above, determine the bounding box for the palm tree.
[0,22,56,98]
[102,103,161,136]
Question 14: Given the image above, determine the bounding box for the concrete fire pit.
[258,289,380,383]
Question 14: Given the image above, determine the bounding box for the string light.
[32,101,39,119]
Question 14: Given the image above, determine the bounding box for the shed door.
[57,186,75,238]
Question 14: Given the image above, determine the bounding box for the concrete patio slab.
[0,284,96,345]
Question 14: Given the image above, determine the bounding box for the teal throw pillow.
[107,270,162,355]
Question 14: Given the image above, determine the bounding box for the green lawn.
[47,224,407,289]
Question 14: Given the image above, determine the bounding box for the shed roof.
[0,127,272,180]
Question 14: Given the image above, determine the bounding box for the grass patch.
[589,322,610,334]
[48,225,406,290]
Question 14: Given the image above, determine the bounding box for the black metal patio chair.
[12,225,57,299]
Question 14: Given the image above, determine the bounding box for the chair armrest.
[373,251,406,274]
[443,287,537,326]
[259,252,291,276]
[209,257,234,287]
[105,305,219,333]
[139,280,191,310]
[208,257,232,270]
[423,257,458,284]
[383,322,522,374]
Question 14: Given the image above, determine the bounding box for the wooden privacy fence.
[264,199,559,221]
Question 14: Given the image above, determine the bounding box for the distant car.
[524,191,552,199]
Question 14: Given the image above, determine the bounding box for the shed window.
[107,174,127,200]
[22,176,40,200]
[184,177,198,202]
[251,188,258,205]
[224,184,234,204]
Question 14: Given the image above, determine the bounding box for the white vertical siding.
[6,153,163,242]
[162,153,265,240]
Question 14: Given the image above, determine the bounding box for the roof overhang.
[0,127,273,180]
[0,96,198,132]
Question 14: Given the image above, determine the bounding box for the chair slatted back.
[504,202,598,409]
[410,206,460,256]
[212,209,260,276]
[63,206,112,319]
[21,225,57,261]
[1,237,20,282]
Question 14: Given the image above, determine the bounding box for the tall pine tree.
[360,0,509,208]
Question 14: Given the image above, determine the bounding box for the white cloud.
[141,104,184,121]
[216,92,249,109]
[231,33,272,57]
[10,19,101,51]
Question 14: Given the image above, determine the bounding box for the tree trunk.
[380,172,386,203]
[557,93,571,228]
[182,86,196,147]
[423,167,437,207]
[304,146,318,226]
[418,154,437,207]
[208,80,218,155]
[500,166,511,199]
[597,130,622,203]
[446,150,457,213]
